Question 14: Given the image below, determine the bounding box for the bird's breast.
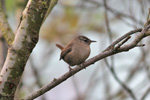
[64,44,90,66]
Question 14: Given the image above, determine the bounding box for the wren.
[56,35,96,66]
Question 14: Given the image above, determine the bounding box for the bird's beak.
[90,40,97,43]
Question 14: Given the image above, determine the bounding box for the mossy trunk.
[0,0,51,99]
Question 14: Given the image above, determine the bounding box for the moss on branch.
[0,2,14,45]
[0,0,57,99]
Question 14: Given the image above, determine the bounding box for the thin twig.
[42,0,58,24]
[83,66,101,99]
[104,0,115,72]
[104,59,137,100]
[136,44,145,47]
[105,5,143,26]
[104,0,113,43]
[140,85,150,100]
[115,36,131,50]
[146,8,150,21]
[29,57,46,100]
[104,28,142,51]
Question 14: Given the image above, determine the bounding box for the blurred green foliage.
[5,0,17,12]
[40,4,105,44]
[5,0,105,43]
[5,0,27,13]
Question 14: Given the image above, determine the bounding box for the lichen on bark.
[0,0,51,99]
[0,2,14,46]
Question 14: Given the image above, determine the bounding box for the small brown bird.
[56,36,96,66]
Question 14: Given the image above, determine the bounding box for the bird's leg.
[68,66,73,74]
[79,64,82,67]
[80,62,86,69]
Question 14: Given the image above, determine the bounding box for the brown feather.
[56,44,64,50]
[60,43,73,60]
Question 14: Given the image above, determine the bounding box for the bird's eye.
[83,39,87,42]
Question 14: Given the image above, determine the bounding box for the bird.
[56,35,96,66]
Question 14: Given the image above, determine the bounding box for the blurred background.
[0,0,150,100]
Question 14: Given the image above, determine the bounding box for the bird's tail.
[56,44,64,50]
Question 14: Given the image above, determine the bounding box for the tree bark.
[0,0,54,99]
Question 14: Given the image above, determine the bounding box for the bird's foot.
[80,63,86,69]
[68,66,73,74]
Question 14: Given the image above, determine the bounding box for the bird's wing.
[60,43,73,60]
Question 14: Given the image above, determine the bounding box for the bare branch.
[0,32,7,70]
[104,0,113,43]
[114,36,131,50]
[146,8,150,21]
[140,85,150,100]
[0,2,14,45]
[23,21,150,99]
[104,58,136,100]
[105,5,143,26]
[104,28,142,51]
[42,0,58,24]
[136,44,145,47]
[29,57,46,100]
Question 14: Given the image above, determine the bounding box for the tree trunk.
[0,0,52,99]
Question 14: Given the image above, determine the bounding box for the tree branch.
[23,22,150,99]
[42,0,58,24]
[0,0,8,71]
[0,0,58,99]
[29,57,46,100]
[104,58,136,100]
[0,31,8,70]
[140,84,150,100]
[104,28,142,51]
[0,2,15,45]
